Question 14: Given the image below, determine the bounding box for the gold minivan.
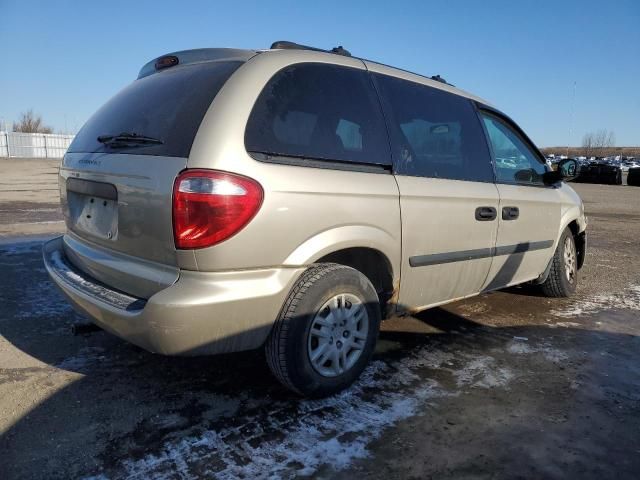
[44,41,586,396]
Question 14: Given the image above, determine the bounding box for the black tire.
[540,228,578,298]
[265,263,381,397]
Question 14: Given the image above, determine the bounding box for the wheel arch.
[566,219,586,270]
[281,225,399,316]
[283,224,399,290]
[314,247,396,315]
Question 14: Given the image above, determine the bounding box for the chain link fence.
[0,132,75,158]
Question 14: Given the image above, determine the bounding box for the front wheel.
[540,228,578,297]
[265,263,380,397]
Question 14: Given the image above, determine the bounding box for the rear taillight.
[172,169,263,249]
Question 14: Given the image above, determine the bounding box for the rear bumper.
[43,236,304,355]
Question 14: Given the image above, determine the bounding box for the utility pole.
[567,81,576,157]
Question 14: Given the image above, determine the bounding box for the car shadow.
[501,283,550,297]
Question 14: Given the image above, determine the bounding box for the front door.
[479,111,561,290]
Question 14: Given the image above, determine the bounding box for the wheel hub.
[564,235,577,284]
[307,293,369,377]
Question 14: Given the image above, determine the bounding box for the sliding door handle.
[502,206,520,220]
[475,206,497,221]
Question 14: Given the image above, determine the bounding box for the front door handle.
[475,206,497,221]
[502,206,519,220]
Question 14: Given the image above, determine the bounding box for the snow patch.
[541,348,569,363]
[506,340,568,363]
[454,355,514,388]
[111,347,515,480]
[551,321,581,328]
[506,342,534,355]
[551,285,640,318]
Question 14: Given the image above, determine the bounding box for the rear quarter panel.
[185,51,402,280]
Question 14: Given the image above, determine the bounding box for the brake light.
[155,55,179,70]
[172,170,263,249]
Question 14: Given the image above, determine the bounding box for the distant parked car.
[573,162,622,185]
[621,162,640,173]
[628,167,640,186]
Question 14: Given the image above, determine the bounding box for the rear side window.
[374,73,493,182]
[245,63,390,166]
[68,61,242,158]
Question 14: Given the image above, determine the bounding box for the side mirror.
[558,158,579,179]
[543,158,579,185]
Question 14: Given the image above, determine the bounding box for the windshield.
[68,61,242,158]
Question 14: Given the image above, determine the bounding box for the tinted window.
[68,61,242,158]
[374,74,493,182]
[245,63,390,166]
[481,113,547,185]
[336,119,363,151]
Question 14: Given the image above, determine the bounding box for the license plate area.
[66,179,118,240]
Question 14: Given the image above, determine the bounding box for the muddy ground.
[0,161,639,479]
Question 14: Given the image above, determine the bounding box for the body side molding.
[409,240,554,268]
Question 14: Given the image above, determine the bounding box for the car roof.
[138,48,258,78]
[258,48,491,106]
[361,57,491,106]
[139,46,492,107]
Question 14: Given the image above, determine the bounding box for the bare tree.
[582,132,595,157]
[581,129,615,157]
[12,110,53,134]
[593,129,615,149]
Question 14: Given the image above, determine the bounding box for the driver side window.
[481,113,547,185]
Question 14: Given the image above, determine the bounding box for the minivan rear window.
[245,63,390,167]
[68,61,242,158]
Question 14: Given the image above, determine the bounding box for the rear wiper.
[97,132,163,147]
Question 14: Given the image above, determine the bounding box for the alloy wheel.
[564,236,577,284]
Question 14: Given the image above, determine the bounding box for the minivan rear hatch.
[60,57,248,297]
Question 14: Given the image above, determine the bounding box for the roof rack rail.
[430,74,452,85]
[269,41,453,86]
[270,40,351,57]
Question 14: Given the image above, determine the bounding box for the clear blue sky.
[1,0,638,146]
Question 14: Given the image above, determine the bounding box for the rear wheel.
[540,228,578,297]
[266,263,380,397]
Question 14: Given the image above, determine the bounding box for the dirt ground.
[1,160,639,479]
[0,159,63,237]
